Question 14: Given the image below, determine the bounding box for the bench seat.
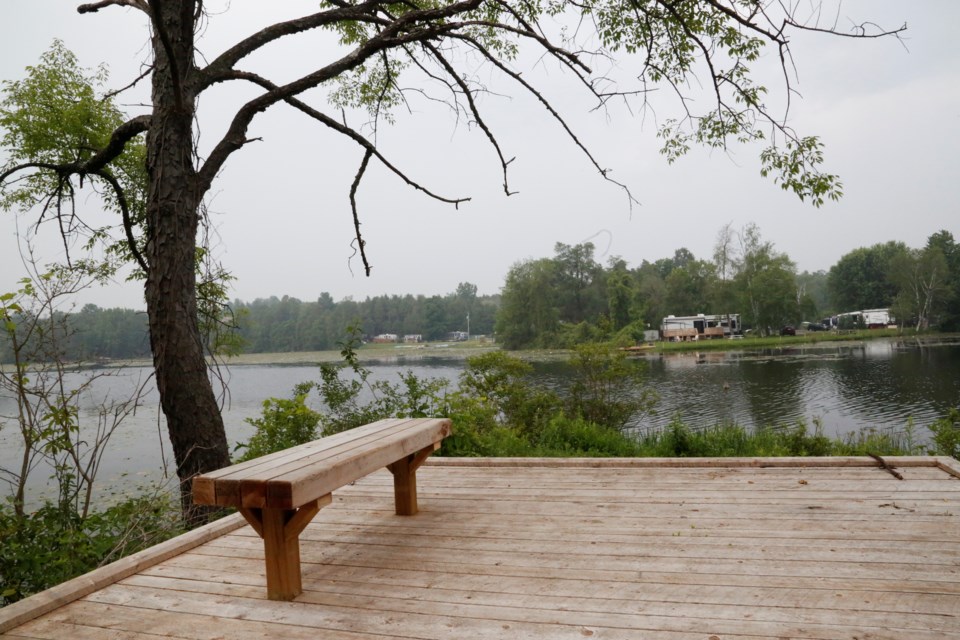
[192,417,451,600]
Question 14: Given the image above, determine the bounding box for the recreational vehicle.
[660,313,741,341]
[834,309,895,330]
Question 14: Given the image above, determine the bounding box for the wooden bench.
[192,417,452,600]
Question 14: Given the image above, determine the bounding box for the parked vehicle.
[660,313,741,341]
[806,322,827,332]
[780,325,796,336]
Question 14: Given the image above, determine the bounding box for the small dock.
[2,456,959,639]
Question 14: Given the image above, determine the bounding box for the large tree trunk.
[145,0,230,526]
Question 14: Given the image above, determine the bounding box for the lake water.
[2,337,958,505]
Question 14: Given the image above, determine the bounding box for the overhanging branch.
[214,70,469,207]
[199,0,386,88]
[196,0,483,190]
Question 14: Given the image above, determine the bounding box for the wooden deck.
[2,456,959,639]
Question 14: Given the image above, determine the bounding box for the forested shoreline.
[3,227,958,363]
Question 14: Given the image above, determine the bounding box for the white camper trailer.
[660,313,741,341]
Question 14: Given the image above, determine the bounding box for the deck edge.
[0,512,246,634]
[426,455,951,469]
[933,455,960,479]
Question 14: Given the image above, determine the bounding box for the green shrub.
[533,414,644,456]
[0,493,181,605]
[457,351,559,435]
[566,343,656,432]
[928,409,960,459]
[235,390,322,461]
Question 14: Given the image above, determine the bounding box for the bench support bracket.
[387,441,441,516]
[238,493,332,601]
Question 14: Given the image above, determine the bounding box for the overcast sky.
[1,1,958,310]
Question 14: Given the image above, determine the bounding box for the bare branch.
[78,0,149,14]
[454,33,638,209]
[348,149,374,277]
[86,115,152,173]
[422,42,516,196]
[491,0,591,74]
[103,64,155,100]
[783,16,907,40]
[702,0,787,44]
[401,44,467,121]
[54,178,76,265]
[95,169,149,272]
[0,162,63,190]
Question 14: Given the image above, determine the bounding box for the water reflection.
[630,338,960,438]
[831,340,960,427]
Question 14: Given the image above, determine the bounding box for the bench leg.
[387,441,440,516]
[238,494,331,601]
[262,507,301,600]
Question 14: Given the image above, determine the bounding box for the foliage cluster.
[0,40,146,266]
[5,227,956,364]
[0,302,150,364]
[495,229,815,349]
[234,389,323,462]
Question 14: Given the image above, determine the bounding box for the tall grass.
[439,413,918,459]
[633,418,915,458]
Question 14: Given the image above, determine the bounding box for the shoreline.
[4,332,958,372]
[215,341,501,366]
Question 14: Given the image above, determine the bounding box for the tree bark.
[144,0,229,526]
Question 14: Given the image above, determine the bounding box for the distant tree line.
[494,227,959,349]
[232,282,497,352]
[0,304,151,364]
[0,283,496,363]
